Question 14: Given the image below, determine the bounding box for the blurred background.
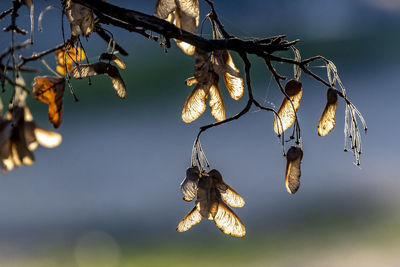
[0,0,399,266]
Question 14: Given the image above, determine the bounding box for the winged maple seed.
[155,0,199,55]
[56,47,86,75]
[33,76,66,128]
[65,0,95,37]
[99,53,126,70]
[182,48,244,123]
[318,88,338,137]
[273,79,303,135]
[0,106,62,173]
[285,146,303,194]
[177,168,246,237]
[72,62,127,99]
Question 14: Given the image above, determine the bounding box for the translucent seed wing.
[174,0,199,55]
[213,201,246,237]
[107,68,127,99]
[285,146,303,194]
[273,80,303,135]
[99,53,126,69]
[34,126,62,148]
[155,0,176,19]
[180,167,200,202]
[318,88,338,136]
[208,80,226,122]
[222,51,244,100]
[182,84,208,123]
[73,63,126,99]
[185,77,198,86]
[72,63,107,78]
[220,186,245,208]
[176,206,202,232]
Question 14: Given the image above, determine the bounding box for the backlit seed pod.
[182,50,226,123]
[177,169,246,237]
[273,80,303,135]
[285,146,303,194]
[65,0,94,36]
[155,0,199,55]
[180,166,200,201]
[318,88,338,136]
[208,169,245,208]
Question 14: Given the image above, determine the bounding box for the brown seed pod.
[72,62,126,99]
[318,88,338,136]
[285,146,303,194]
[273,79,303,135]
[177,169,246,237]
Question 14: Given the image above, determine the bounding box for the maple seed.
[273,79,303,135]
[285,146,303,194]
[318,88,338,136]
[177,169,246,237]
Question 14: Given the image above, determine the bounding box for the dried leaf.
[285,146,303,194]
[56,47,86,75]
[33,76,65,128]
[318,88,338,136]
[273,80,303,135]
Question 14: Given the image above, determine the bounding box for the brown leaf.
[33,76,66,128]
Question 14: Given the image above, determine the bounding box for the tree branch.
[71,0,298,55]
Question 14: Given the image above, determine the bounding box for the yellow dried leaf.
[33,76,66,128]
